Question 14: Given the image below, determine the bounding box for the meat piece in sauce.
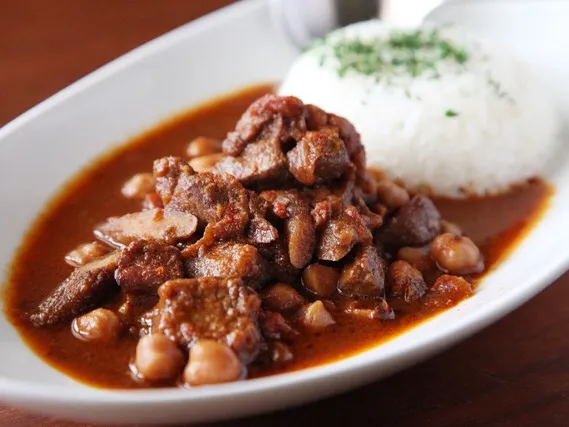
[167,171,250,245]
[258,238,300,284]
[248,216,279,245]
[388,260,427,302]
[115,241,184,294]
[218,95,369,191]
[153,156,193,206]
[222,94,307,156]
[151,278,261,363]
[287,128,350,185]
[379,195,441,248]
[215,95,309,187]
[305,105,364,170]
[247,193,278,245]
[213,140,292,187]
[337,245,387,298]
[317,206,373,262]
[259,310,297,341]
[30,252,120,326]
[94,208,197,249]
[305,104,371,193]
[185,242,269,289]
[261,190,315,269]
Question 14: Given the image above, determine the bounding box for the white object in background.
[0,0,568,424]
[270,0,381,48]
[270,0,447,48]
[270,0,338,48]
[382,0,446,26]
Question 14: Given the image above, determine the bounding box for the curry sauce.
[3,85,551,388]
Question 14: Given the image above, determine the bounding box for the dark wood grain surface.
[1,1,568,426]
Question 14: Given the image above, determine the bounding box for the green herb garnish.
[445,110,459,117]
[314,28,470,81]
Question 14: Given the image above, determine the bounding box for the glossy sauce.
[3,85,551,388]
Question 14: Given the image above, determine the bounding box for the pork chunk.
[152,278,262,363]
[167,171,250,242]
[258,238,300,284]
[222,94,307,156]
[379,195,441,248]
[115,241,184,293]
[338,246,387,298]
[30,252,119,326]
[185,242,269,289]
[287,129,349,185]
[246,193,278,244]
[94,208,197,249]
[153,156,193,206]
[317,206,373,262]
[213,139,291,187]
[388,260,427,302]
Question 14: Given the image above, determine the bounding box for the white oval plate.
[1,0,569,424]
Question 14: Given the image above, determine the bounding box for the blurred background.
[0,0,235,126]
[0,0,447,126]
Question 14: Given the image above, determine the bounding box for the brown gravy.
[3,84,552,388]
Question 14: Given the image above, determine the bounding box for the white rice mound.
[279,21,560,198]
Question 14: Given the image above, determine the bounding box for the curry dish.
[5,85,550,388]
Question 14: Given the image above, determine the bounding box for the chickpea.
[184,340,243,386]
[134,334,185,382]
[71,308,121,343]
[397,246,435,272]
[376,180,410,210]
[441,220,462,236]
[430,233,484,275]
[65,241,111,267]
[261,283,304,314]
[302,263,339,297]
[188,153,226,172]
[121,173,155,200]
[301,300,335,330]
[185,136,222,158]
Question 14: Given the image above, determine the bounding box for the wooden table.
[2,1,569,426]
